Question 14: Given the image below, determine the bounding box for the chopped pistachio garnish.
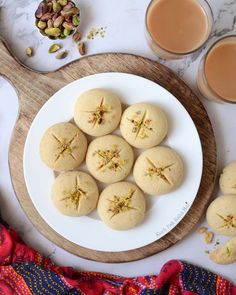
[128,111,153,139]
[25,47,33,57]
[108,189,136,219]
[94,145,127,172]
[216,213,236,229]
[86,26,107,40]
[87,98,111,126]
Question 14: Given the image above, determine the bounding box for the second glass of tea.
[145,0,213,59]
[197,35,236,103]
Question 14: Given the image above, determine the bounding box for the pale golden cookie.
[51,171,99,217]
[209,237,236,265]
[86,135,134,183]
[74,88,122,137]
[120,103,168,149]
[40,123,87,171]
[97,182,146,230]
[133,146,184,195]
[206,195,236,236]
[220,161,236,194]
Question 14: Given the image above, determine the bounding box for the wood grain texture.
[0,38,217,263]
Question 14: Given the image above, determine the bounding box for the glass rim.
[202,34,236,104]
[145,0,214,57]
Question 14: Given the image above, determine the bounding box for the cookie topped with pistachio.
[35,0,80,39]
[206,194,236,237]
[51,171,99,217]
[86,135,134,184]
[120,103,168,149]
[39,122,87,171]
[133,146,184,195]
[97,182,146,230]
[74,88,122,137]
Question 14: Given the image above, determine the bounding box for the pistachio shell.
[48,44,61,53]
[45,27,61,37]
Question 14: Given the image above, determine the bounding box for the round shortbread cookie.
[51,171,99,217]
[120,103,168,149]
[40,122,87,171]
[97,182,146,230]
[133,146,184,195]
[206,194,236,237]
[74,88,122,137]
[220,161,236,195]
[86,135,134,183]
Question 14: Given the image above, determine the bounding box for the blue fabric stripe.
[13,262,81,295]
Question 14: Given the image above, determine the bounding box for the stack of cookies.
[39,88,184,230]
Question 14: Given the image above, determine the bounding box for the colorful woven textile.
[0,219,235,295]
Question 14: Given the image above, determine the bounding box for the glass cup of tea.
[145,0,213,59]
[197,35,236,103]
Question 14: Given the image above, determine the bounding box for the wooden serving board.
[0,38,217,263]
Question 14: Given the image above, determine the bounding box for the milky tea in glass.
[146,0,213,59]
[198,36,236,103]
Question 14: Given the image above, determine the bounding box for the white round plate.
[24,72,203,252]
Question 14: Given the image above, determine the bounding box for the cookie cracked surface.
[40,122,87,171]
[97,182,146,230]
[51,171,99,216]
[133,146,184,195]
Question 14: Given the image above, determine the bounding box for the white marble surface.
[0,0,236,284]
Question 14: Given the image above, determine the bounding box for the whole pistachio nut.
[25,47,33,57]
[45,27,61,37]
[52,13,59,21]
[37,20,47,29]
[55,50,68,59]
[54,15,64,28]
[47,19,53,28]
[53,2,62,13]
[63,28,71,36]
[47,2,53,12]
[63,2,74,10]
[72,15,80,26]
[61,7,79,17]
[65,15,72,23]
[40,12,54,21]
[35,2,48,18]
[72,31,81,42]
[62,21,75,30]
[48,43,61,53]
[58,0,68,6]
[78,42,85,56]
